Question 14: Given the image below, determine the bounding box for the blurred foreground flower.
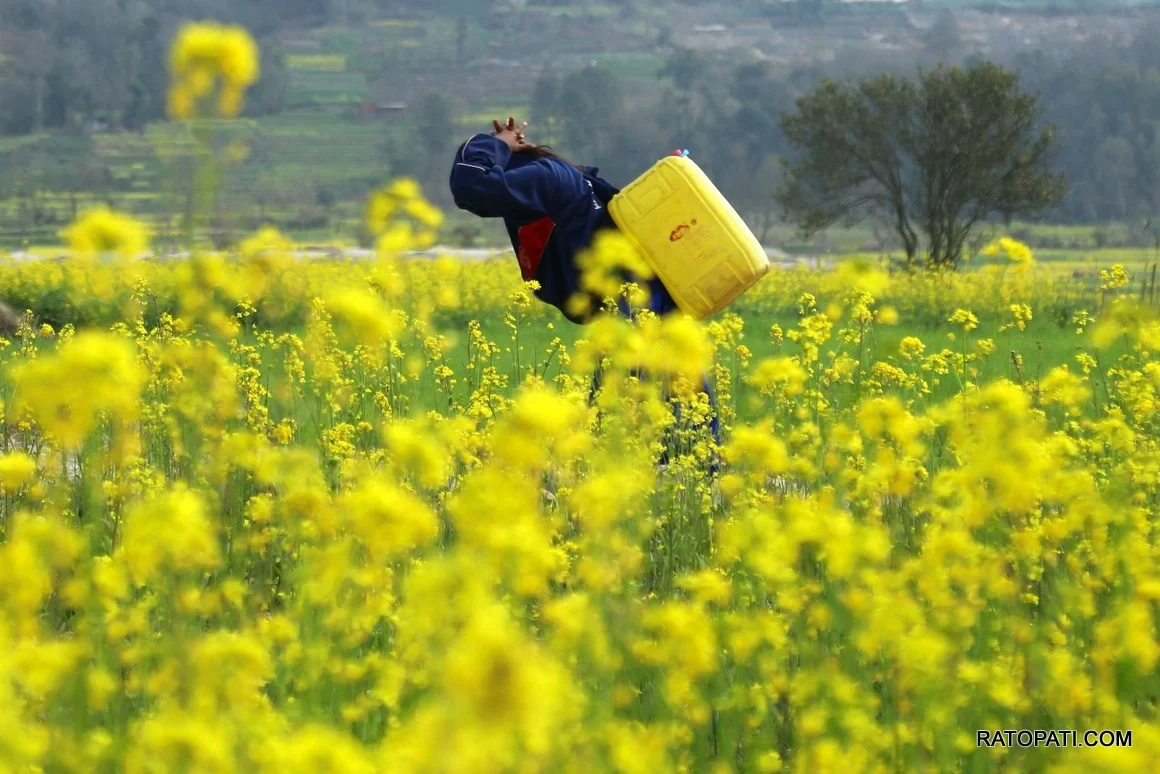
[570,230,654,318]
[0,452,36,493]
[61,208,149,259]
[11,331,146,449]
[168,21,260,119]
[366,178,443,254]
[981,236,1035,265]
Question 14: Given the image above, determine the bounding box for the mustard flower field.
[4,21,1160,774]
[4,188,1160,773]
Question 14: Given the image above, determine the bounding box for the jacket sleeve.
[583,168,621,206]
[449,134,579,220]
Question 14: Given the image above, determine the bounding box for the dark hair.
[517,144,588,173]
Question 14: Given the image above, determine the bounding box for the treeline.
[1018,23,1160,223]
[514,53,794,243]
[0,0,317,135]
[387,51,798,239]
[6,1,1160,231]
[504,15,1160,231]
[0,0,501,135]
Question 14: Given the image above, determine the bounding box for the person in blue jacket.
[449,117,674,322]
[449,117,721,463]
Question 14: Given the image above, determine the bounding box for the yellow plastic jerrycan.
[608,152,770,320]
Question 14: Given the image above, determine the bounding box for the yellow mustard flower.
[168,21,260,119]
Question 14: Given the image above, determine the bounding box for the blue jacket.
[449,134,675,323]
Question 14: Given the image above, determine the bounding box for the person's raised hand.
[490,116,534,152]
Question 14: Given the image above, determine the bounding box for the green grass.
[0,135,49,153]
[10,289,1112,422]
[459,106,532,130]
[0,110,413,248]
[369,18,425,29]
[966,249,1160,281]
[586,52,666,81]
[289,307,1125,422]
[286,54,349,72]
[313,26,365,56]
[287,72,369,106]
[537,3,622,16]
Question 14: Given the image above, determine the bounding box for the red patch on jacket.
[517,217,555,280]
